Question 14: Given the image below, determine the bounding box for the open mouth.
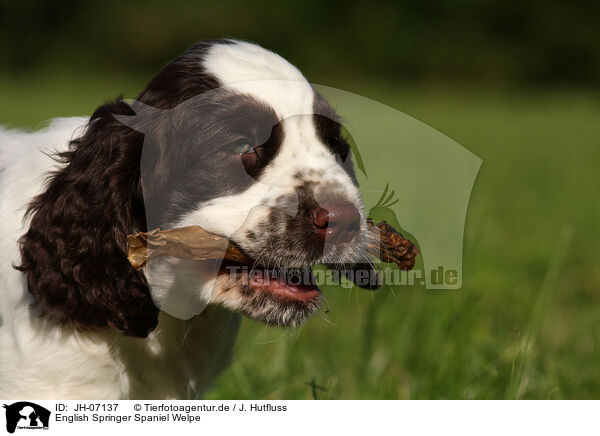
[127,220,418,323]
[126,220,417,326]
[248,268,320,302]
[219,260,321,303]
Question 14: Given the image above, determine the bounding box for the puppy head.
[126,41,370,325]
[18,40,372,337]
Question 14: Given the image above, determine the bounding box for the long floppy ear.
[15,99,159,337]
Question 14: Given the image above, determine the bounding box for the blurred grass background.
[1,1,599,399]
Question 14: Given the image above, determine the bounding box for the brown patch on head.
[312,89,358,184]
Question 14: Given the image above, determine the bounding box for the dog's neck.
[109,306,240,399]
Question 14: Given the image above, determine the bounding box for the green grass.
[2,71,600,399]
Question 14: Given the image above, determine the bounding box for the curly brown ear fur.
[15,100,159,338]
[15,42,226,337]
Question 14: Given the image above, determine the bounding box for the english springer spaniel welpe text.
[0,40,372,399]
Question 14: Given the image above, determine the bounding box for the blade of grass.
[507,227,574,399]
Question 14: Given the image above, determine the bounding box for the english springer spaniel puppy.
[0,40,371,399]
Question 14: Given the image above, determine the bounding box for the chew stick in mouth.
[126,226,250,270]
[366,219,419,271]
[127,220,418,271]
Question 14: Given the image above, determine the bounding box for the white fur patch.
[203,41,314,119]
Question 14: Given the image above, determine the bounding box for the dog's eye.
[229,140,255,155]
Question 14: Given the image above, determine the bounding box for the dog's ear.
[15,100,159,337]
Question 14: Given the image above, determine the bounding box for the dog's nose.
[313,202,361,243]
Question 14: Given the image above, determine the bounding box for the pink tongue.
[249,273,319,301]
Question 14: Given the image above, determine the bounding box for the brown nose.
[313,202,361,243]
